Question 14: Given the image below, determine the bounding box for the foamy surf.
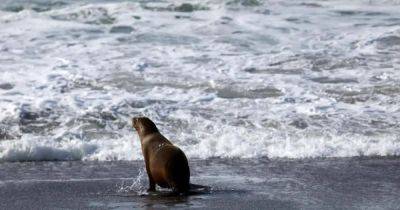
[0,0,399,161]
[1,126,399,161]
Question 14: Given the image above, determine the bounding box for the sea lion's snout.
[132,117,138,126]
[132,117,142,132]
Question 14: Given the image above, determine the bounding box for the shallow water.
[1,158,400,209]
[0,0,400,161]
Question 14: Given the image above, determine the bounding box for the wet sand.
[1,157,400,209]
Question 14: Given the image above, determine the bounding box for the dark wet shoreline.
[1,157,400,209]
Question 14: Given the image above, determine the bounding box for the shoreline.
[1,157,400,209]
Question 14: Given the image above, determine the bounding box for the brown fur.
[132,117,190,193]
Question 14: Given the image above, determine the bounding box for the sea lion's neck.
[138,124,158,136]
[139,131,159,143]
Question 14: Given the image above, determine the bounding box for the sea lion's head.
[132,117,159,136]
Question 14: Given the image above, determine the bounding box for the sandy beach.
[1,157,400,209]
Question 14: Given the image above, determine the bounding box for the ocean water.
[0,0,400,161]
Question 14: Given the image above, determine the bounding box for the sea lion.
[132,117,190,193]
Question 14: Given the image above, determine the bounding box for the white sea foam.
[0,134,140,161]
[0,0,399,161]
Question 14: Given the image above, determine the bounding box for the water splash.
[117,168,147,195]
